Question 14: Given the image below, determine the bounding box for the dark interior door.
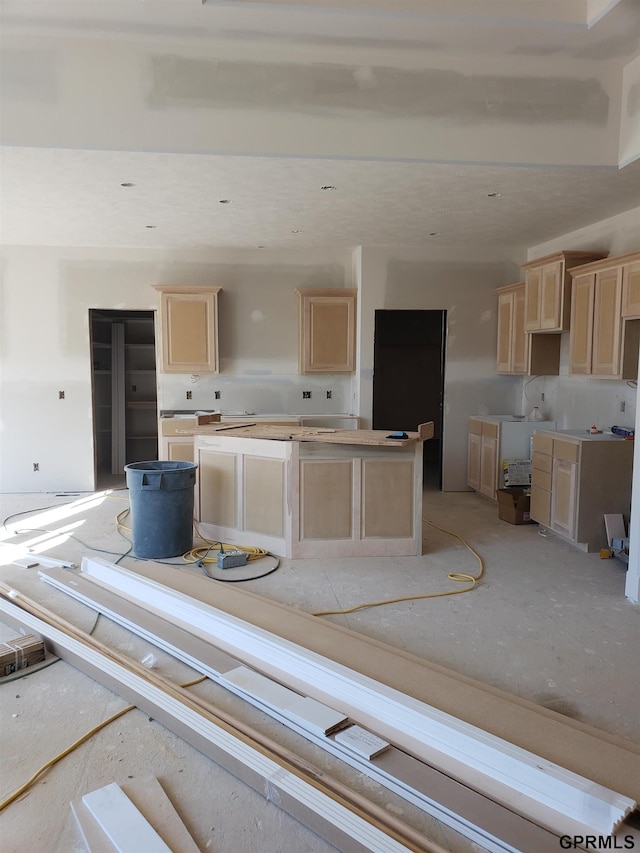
[372,310,446,489]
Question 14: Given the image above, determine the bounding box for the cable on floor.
[184,519,280,582]
[0,673,207,812]
[311,516,485,617]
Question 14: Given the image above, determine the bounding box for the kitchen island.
[190,422,433,558]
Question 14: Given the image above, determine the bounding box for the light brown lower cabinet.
[193,433,424,558]
[530,431,633,552]
[467,418,498,499]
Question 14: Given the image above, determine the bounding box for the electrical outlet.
[620,401,626,413]
[33,463,39,472]
[303,391,312,399]
[326,390,332,399]
[131,385,137,393]
[186,390,192,400]
[59,391,65,399]
[540,392,545,402]
[215,390,221,400]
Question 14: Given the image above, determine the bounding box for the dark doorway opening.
[90,309,158,490]
[372,310,446,490]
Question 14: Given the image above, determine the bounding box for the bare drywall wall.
[526,204,640,260]
[356,246,523,491]
[0,246,354,493]
[619,55,640,166]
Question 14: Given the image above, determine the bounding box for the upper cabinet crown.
[568,251,640,380]
[154,286,221,373]
[521,251,607,333]
[296,289,357,374]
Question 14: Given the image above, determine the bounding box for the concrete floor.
[0,487,638,852]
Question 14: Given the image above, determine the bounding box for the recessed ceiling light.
[487,192,502,198]
[120,182,135,187]
[321,185,337,191]
[219,199,231,204]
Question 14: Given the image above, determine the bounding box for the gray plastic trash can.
[124,460,198,558]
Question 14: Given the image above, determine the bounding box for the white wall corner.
[619,55,640,168]
[587,0,623,28]
[625,345,640,603]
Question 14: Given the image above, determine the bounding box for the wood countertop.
[178,421,434,447]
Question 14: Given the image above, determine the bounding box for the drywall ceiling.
[1,0,639,250]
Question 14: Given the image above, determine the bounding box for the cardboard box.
[497,487,533,525]
[0,633,45,676]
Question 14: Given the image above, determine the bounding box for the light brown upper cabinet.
[154,287,221,373]
[522,251,606,333]
[496,283,529,374]
[496,282,560,375]
[296,289,357,373]
[569,252,640,380]
[621,255,640,318]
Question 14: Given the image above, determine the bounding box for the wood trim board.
[40,570,572,853]
[38,567,563,853]
[0,590,434,853]
[77,558,636,837]
[121,560,640,803]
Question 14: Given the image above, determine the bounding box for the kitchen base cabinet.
[468,416,556,500]
[193,431,424,558]
[530,431,633,552]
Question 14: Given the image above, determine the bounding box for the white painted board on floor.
[73,776,201,853]
[221,665,348,735]
[82,782,173,853]
[334,726,391,760]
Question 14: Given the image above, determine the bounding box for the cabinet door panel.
[362,459,413,538]
[198,450,237,528]
[479,436,498,499]
[569,273,594,375]
[157,289,220,374]
[467,432,481,491]
[592,268,623,376]
[297,290,356,373]
[540,262,562,330]
[530,484,551,526]
[496,291,514,372]
[300,459,353,540]
[551,458,577,539]
[622,261,640,318]
[511,286,529,373]
[309,301,353,370]
[524,268,542,330]
[166,438,194,462]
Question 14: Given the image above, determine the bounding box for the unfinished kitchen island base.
[193,425,432,558]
